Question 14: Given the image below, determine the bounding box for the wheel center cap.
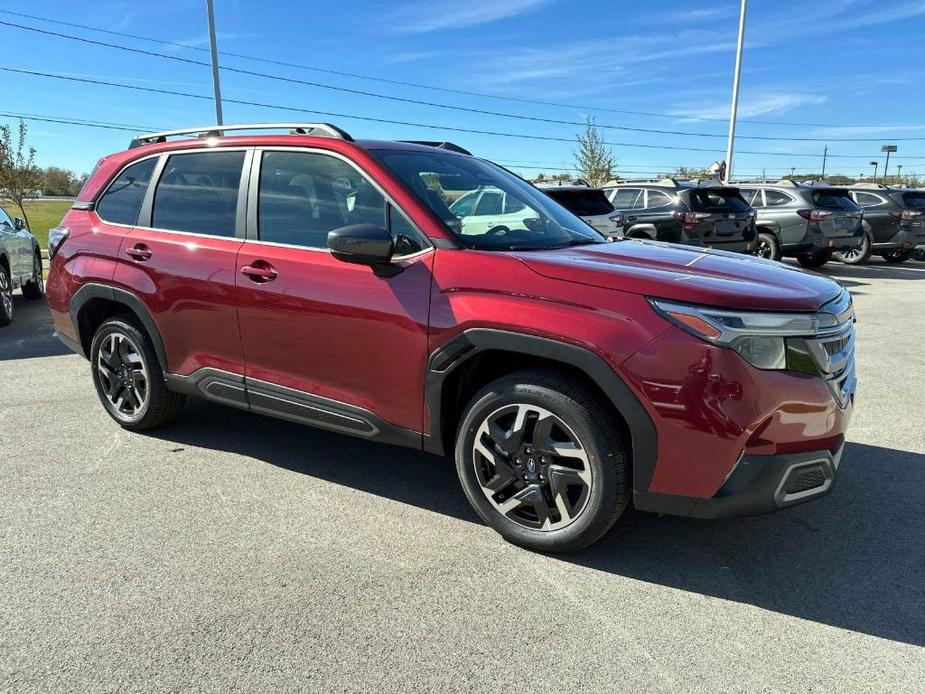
[526,458,537,474]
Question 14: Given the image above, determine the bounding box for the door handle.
[125,244,152,261]
[240,263,278,283]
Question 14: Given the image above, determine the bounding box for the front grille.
[803,291,857,408]
[784,465,827,494]
[822,334,850,356]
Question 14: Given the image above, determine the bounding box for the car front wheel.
[0,264,13,326]
[90,316,185,430]
[755,231,781,261]
[455,370,629,552]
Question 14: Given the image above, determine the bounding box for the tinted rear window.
[687,188,751,213]
[902,193,925,209]
[544,189,615,216]
[96,158,157,226]
[812,190,859,211]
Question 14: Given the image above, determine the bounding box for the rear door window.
[687,188,751,213]
[610,188,642,210]
[475,191,503,215]
[545,189,614,216]
[742,189,762,207]
[812,190,860,211]
[152,151,245,237]
[96,157,157,226]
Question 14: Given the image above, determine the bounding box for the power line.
[3,18,925,145]
[1,7,918,132]
[6,66,925,161]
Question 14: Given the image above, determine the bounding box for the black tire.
[454,369,629,552]
[90,315,185,431]
[0,264,13,327]
[796,249,833,268]
[833,231,872,265]
[755,231,782,261]
[22,253,44,300]
[914,248,925,262]
[882,249,912,263]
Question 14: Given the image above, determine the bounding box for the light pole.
[723,0,748,184]
[870,161,878,182]
[897,164,903,183]
[206,0,224,125]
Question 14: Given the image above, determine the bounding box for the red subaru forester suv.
[46,124,856,552]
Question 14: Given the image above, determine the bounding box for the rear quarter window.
[95,157,158,226]
[902,193,925,209]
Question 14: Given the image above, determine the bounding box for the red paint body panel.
[620,326,851,497]
[112,228,245,375]
[236,245,434,432]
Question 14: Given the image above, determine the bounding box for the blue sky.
[1,0,924,180]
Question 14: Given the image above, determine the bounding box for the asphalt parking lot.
[1,259,924,693]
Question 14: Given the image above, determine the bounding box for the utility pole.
[821,145,828,180]
[723,0,747,184]
[206,0,224,125]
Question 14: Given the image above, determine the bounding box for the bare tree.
[0,120,42,228]
[574,117,615,186]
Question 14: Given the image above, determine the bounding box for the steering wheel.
[485,225,512,236]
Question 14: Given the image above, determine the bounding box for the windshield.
[370,150,607,250]
[543,188,615,216]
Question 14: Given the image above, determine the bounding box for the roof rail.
[603,177,681,186]
[128,122,354,148]
[399,140,472,155]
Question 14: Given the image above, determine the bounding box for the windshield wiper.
[544,238,603,250]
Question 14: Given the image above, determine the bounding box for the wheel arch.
[627,224,656,240]
[424,328,658,492]
[69,283,167,370]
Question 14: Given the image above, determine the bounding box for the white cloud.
[388,0,553,33]
[671,92,829,120]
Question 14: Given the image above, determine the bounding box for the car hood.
[515,239,843,312]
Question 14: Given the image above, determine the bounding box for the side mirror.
[14,218,26,231]
[328,224,401,277]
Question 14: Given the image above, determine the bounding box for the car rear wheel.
[882,249,912,263]
[454,370,629,552]
[90,316,185,430]
[797,249,833,268]
[22,254,44,300]
[755,231,781,261]
[833,231,872,265]
[0,265,13,327]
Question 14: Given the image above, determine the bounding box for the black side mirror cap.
[14,218,26,231]
[328,224,401,276]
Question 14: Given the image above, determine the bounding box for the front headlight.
[648,299,838,370]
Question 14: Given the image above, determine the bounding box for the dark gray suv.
[738,181,864,267]
[842,184,925,264]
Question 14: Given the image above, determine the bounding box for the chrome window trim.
[247,146,433,259]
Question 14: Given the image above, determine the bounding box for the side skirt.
[165,368,423,451]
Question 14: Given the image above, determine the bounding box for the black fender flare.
[69,283,168,370]
[423,328,658,493]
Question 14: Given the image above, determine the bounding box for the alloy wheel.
[33,256,44,293]
[755,237,774,259]
[96,332,149,420]
[0,269,12,318]
[838,235,868,263]
[472,404,592,531]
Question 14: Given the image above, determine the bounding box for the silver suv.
[737,181,864,267]
[0,204,45,326]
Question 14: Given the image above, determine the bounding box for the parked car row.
[535,177,925,268]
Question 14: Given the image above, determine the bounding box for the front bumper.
[634,445,843,519]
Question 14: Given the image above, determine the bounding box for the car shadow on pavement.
[148,402,924,647]
[788,257,925,283]
[569,441,925,647]
[0,294,71,361]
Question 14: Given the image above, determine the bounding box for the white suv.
[535,183,624,237]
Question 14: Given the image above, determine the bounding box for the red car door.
[235,148,433,437]
[113,148,250,377]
